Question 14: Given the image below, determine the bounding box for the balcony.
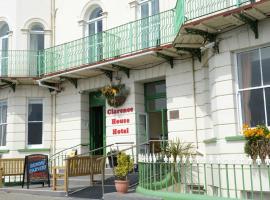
[0,50,41,83]
[0,0,269,81]
[40,9,177,81]
[174,0,270,50]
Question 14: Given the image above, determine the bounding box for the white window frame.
[27,98,43,148]
[0,100,7,148]
[235,45,270,130]
[85,7,104,37]
[137,0,159,18]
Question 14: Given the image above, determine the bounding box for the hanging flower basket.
[242,124,270,163]
[101,84,129,108]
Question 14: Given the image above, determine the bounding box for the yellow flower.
[243,124,249,130]
[256,128,264,137]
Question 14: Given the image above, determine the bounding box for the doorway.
[144,80,167,153]
[89,92,106,155]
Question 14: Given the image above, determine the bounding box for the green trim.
[203,137,217,144]
[136,186,238,200]
[225,135,245,142]
[0,149,10,154]
[18,148,50,153]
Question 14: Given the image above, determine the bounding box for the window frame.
[137,0,159,19]
[0,100,7,148]
[29,23,45,51]
[85,6,104,37]
[26,98,43,148]
[235,45,270,130]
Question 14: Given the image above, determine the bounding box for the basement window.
[27,99,43,146]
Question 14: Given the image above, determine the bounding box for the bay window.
[237,46,270,127]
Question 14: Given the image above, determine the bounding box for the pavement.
[0,190,162,200]
[0,172,162,200]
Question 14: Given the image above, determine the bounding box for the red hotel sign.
[107,107,133,135]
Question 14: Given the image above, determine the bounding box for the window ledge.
[225,135,245,142]
[203,137,217,144]
[18,148,50,153]
[0,149,10,154]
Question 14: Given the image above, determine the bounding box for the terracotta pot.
[115,180,129,193]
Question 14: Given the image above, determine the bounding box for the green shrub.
[114,152,134,180]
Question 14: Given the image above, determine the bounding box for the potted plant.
[114,152,134,193]
[107,149,118,168]
[101,84,129,108]
[243,124,270,163]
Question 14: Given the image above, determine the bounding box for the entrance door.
[144,81,167,153]
[89,92,106,155]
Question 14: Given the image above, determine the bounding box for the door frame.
[89,92,106,154]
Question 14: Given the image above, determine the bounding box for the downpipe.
[192,57,199,150]
[37,80,61,91]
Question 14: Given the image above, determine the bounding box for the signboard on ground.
[22,154,50,189]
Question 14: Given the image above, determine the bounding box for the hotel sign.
[107,107,133,135]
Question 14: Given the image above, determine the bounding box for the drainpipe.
[192,57,199,149]
[50,0,56,155]
[51,92,57,155]
[51,0,56,47]
[37,80,60,91]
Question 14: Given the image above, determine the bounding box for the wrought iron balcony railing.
[0,0,256,78]
[182,0,251,22]
[41,9,176,75]
[0,50,41,78]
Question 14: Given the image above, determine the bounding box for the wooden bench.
[52,155,105,193]
[0,158,25,187]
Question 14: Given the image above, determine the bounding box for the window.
[29,24,44,76]
[139,0,160,48]
[237,46,270,127]
[0,101,7,147]
[145,81,166,112]
[30,24,44,51]
[86,6,103,62]
[28,99,43,146]
[0,23,9,76]
[139,0,159,17]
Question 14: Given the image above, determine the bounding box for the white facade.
[0,0,269,160]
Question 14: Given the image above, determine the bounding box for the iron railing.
[0,0,257,78]
[184,0,251,21]
[0,50,41,77]
[41,9,176,75]
[138,155,270,200]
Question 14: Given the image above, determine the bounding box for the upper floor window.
[29,24,44,51]
[88,7,103,36]
[28,99,43,146]
[139,0,159,18]
[0,23,9,50]
[0,23,9,76]
[237,46,270,127]
[0,101,7,147]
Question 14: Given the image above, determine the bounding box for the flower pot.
[115,180,129,193]
[107,95,127,107]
